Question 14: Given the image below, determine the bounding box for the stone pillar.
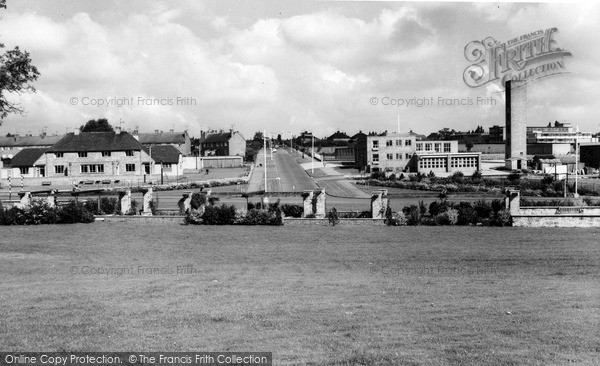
[46,191,56,208]
[506,189,520,216]
[19,192,31,208]
[119,190,131,214]
[142,188,153,216]
[261,196,269,209]
[182,192,192,213]
[302,190,314,218]
[371,189,389,219]
[315,189,326,218]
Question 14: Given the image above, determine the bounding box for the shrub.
[327,207,340,226]
[434,209,458,225]
[491,209,512,227]
[450,171,465,183]
[402,201,426,226]
[238,209,282,225]
[474,200,493,219]
[201,204,237,225]
[456,202,477,225]
[280,204,303,218]
[388,211,407,226]
[507,171,521,181]
[471,170,483,181]
[388,173,397,181]
[57,201,95,224]
[190,192,206,209]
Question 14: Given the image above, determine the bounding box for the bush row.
[185,198,283,226]
[0,199,95,225]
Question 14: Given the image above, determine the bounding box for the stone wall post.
[302,190,314,218]
[46,190,57,208]
[371,189,389,219]
[180,192,192,214]
[142,188,153,216]
[506,189,521,216]
[119,190,131,214]
[19,192,31,208]
[315,189,326,218]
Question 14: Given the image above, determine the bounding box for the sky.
[0,0,599,139]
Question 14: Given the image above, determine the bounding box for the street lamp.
[574,126,579,198]
[263,130,267,192]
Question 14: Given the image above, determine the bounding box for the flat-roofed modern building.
[366,132,481,174]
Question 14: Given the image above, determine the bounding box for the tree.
[465,140,474,152]
[277,134,282,144]
[252,131,264,142]
[80,118,114,132]
[0,0,40,123]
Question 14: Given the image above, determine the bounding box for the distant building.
[349,131,367,172]
[138,129,191,156]
[199,129,246,157]
[6,148,48,178]
[144,145,183,177]
[367,132,481,174]
[0,133,64,159]
[326,131,351,144]
[36,128,153,177]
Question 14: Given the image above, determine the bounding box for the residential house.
[144,145,183,177]
[35,128,153,178]
[138,129,191,156]
[4,148,47,178]
[199,129,246,157]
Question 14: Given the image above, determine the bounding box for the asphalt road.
[247,148,317,193]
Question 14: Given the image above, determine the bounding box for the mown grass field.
[1,223,599,365]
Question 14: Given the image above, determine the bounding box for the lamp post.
[263,130,267,192]
[574,126,579,198]
[311,132,314,174]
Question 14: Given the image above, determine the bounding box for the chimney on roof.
[115,126,121,134]
[169,129,174,133]
[155,129,159,134]
[74,128,80,136]
[132,133,139,141]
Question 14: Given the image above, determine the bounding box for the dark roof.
[138,132,187,144]
[48,132,144,152]
[202,132,232,144]
[143,145,181,164]
[0,135,64,147]
[10,148,47,167]
[327,131,350,140]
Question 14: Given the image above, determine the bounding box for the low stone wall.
[284,217,386,226]
[512,215,600,228]
[95,215,185,224]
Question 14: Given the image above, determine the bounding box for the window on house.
[435,143,441,152]
[55,165,65,174]
[125,163,135,172]
[396,140,402,146]
[444,143,451,152]
[102,151,111,157]
[386,140,393,147]
[405,140,412,146]
[372,140,379,148]
[416,143,423,151]
[386,153,393,160]
[372,154,379,162]
[78,151,87,158]
[425,143,432,151]
[396,153,402,160]
[405,153,411,159]
[19,167,29,175]
[55,152,64,158]
[126,150,134,156]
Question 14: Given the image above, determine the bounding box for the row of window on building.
[416,142,452,153]
[417,157,479,170]
[373,139,413,148]
[372,153,413,162]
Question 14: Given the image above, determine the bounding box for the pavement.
[246,148,317,192]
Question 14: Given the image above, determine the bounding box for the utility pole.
[263,130,267,192]
[574,126,579,198]
[311,132,315,174]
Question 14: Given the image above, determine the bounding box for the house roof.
[327,131,350,140]
[202,132,232,144]
[142,145,181,164]
[10,148,47,167]
[48,132,144,152]
[0,135,64,147]
[138,132,187,145]
[318,147,336,155]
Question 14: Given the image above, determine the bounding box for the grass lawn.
[1,224,599,365]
